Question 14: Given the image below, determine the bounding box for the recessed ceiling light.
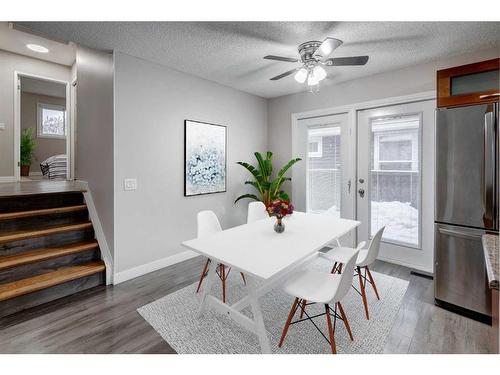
[26,44,49,53]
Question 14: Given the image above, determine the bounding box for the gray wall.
[113,52,268,274]
[75,46,114,255]
[268,48,500,175]
[0,49,70,177]
[20,92,66,173]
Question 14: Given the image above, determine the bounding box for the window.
[37,103,66,139]
[370,114,421,247]
[308,136,323,157]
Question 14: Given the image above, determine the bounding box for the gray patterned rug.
[138,258,409,354]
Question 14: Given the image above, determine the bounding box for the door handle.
[358,188,365,198]
[483,106,495,228]
[438,227,482,240]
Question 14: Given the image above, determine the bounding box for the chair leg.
[357,266,369,320]
[338,263,343,274]
[336,302,353,341]
[279,297,299,348]
[240,272,246,285]
[196,259,210,293]
[365,266,380,300]
[325,304,337,354]
[299,299,307,319]
[221,264,226,303]
[330,262,338,274]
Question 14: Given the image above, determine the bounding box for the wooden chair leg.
[330,262,338,274]
[299,299,307,319]
[325,304,337,354]
[221,264,226,303]
[365,266,380,300]
[357,266,369,319]
[279,297,299,348]
[196,259,210,293]
[240,272,246,285]
[336,302,353,341]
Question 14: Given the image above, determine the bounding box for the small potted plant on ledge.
[266,198,294,233]
[20,127,36,177]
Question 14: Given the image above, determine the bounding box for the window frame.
[368,112,423,250]
[307,136,323,158]
[37,102,66,139]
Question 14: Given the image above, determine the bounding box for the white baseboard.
[376,255,433,274]
[0,176,16,183]
[113,250,199,284]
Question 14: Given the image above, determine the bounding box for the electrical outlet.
[123,178,137,191]
[0,123,5,131]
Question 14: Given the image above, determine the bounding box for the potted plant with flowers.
[266,198,294,233]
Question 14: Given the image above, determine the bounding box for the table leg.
[245,276,272,354]
[197,259,218,318]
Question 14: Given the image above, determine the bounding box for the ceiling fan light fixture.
[313,65,327,82]
[307,71,319,86]
[294,68,308,83]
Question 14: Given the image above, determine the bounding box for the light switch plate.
[123,178,137,191]
[0,123,5,131]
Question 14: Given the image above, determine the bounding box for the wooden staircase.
[0,191,106,318]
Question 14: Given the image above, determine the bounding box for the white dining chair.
[247,201,268,223]
[319,226,385,320]
[195,210,245,302]
[278,248,359,354]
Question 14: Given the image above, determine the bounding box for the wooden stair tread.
[0,240,99,270]
[0,222,93,244]
[0,261,105,301]
[0,204,87,220]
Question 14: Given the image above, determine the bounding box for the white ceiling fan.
[264,37,369,91]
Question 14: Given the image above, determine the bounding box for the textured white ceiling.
[16,21,500,98]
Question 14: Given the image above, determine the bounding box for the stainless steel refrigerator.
[435,102,498,319]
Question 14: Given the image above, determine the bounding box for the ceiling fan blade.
[314,37,343,61]
[325,56,369,66]
[270,68,300,81]
[264,55,299,63]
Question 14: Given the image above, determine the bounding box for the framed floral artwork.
[184,120,227,196]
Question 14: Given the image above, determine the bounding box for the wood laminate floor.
[0,256,494,354]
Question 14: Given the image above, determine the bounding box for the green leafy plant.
[20,127,37,166]
[234,151,301,207]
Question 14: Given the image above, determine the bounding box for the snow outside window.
[370,115,421,247]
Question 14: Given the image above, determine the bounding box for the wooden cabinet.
[437,58,499,108]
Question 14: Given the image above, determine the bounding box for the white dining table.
[181,211,360,353]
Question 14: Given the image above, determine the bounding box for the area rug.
[138,258,409,354]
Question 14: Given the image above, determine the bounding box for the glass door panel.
[307,125,342,217]
[370,115,421,247]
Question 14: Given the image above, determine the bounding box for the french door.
[356,100,435,269]
[293,113,355,244]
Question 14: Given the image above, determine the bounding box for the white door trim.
[14,71,74,181]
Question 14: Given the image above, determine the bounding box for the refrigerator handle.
[438,227,483,240]
[483,104,495,228]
